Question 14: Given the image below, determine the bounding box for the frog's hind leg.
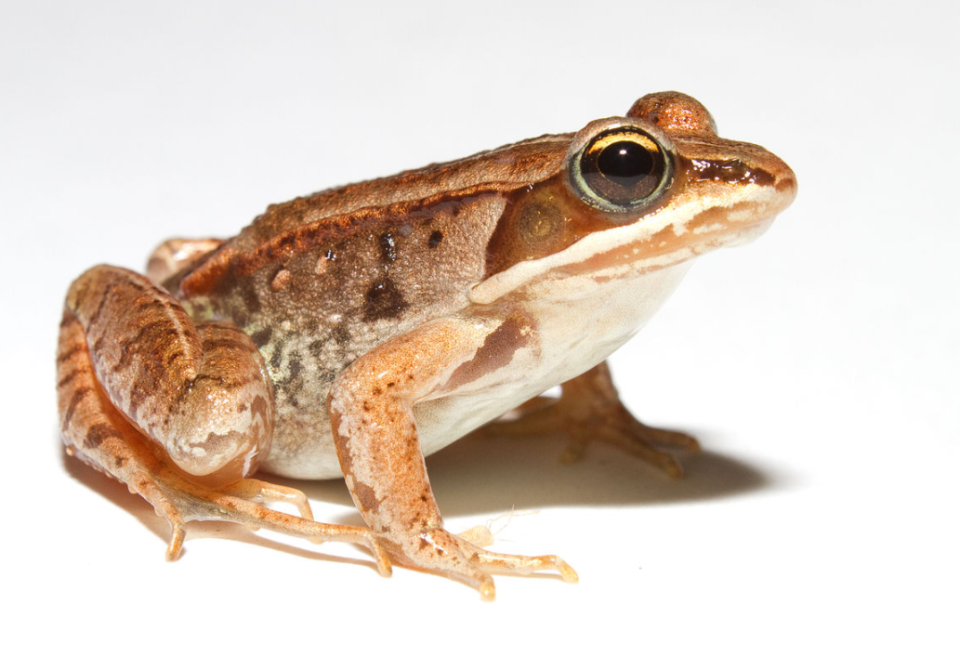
[478,361,699,478]
[58,344,189,558]
[57,267,390,573]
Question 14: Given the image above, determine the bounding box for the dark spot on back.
[251,326,274,348]
[379,232,397,263]
[278,233,297,250]
[287,355,302,383]
[428,230,443,248]
[269,347,283,371]
[363,278,408,322]
[240,284,262,316]
[331,323,351,345]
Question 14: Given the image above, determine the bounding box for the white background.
[3,1,957,653]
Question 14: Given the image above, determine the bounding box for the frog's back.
[177,134,567,321]
[165,135,568,478]
[236,134,569,246]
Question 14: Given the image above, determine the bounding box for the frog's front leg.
[328,314,578,600]
[481,361,700,478]
[58,265,390,570]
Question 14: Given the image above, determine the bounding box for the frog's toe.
[165,522,187,561]
[380,528,576,599]
[483,396,697,477]
[589,413,699,479]
[219,478,316,521]
[122,470,187,560]
[472,548,579,584]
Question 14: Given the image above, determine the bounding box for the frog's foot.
[63,415,392,574]
[380,527,577,601]
[151,475,390,572]
[68,425,392,573]
[483,361,699,478]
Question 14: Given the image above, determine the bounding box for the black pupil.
[597,140,654,187]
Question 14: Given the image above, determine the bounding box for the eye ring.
[568,125,673,213]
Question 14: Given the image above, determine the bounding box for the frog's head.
[472,91,797,304]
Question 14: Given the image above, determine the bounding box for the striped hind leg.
[57,268,390,573]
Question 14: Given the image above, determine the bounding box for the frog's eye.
[570,127,672,212]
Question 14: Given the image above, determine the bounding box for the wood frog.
[57,92,796,599]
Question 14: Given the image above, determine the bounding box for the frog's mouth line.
[468,186,787,306]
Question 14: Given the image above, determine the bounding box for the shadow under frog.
[62,426,771,561]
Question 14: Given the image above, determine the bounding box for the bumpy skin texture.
[57,92,796,599]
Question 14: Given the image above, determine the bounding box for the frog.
[56,91,797,599]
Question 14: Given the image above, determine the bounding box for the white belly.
[414,262,692,455]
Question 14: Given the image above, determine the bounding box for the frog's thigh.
[63,265,272,481]
[59,266,391,567]
[327,314,576,597]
